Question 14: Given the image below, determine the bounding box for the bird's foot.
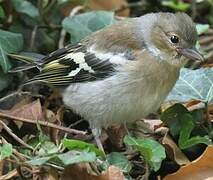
[91,128,105,153]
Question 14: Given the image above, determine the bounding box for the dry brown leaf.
[88,0,129,17]
[143,119,163,131]
[164,146,213,180]
[99,166,125,180]
[61,0,129,17]
[107,124,127,149]
[47,168,59,180]
[44,108,64,144]
[161,130,190,165]
[2,99,43,128]
[61,164,124,180]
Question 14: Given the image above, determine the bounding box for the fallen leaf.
[2,99,43,128]
[167,68,213,104]
[164,146,213,180]
[46,108,64,144]
[107,124,127,149]
[89,0,130,17]
[60,0,129,17]
[61,164,125,180]
[100,166,125,180]
[160,129,190,165]
[47,168,59,180]
[142,119,163,132]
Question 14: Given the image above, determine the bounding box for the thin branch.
[0,92,31,104]
[0,112,86,135]
[0,120,34,150]
[58,6,84,48]
[0,169,18,180]
[29,26,38,51]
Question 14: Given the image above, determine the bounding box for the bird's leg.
[91,128,105,153]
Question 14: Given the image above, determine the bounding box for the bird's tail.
[8,52,45,73]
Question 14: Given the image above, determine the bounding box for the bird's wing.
[25,43,117,86]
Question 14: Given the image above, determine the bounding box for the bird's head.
[139,12,204,67]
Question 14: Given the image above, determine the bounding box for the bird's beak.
[176,47,204,62]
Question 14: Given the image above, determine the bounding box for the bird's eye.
[170,35,179,44]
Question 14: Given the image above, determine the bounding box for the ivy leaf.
[57,150,96,165]
[167,68,213,104]
[62,11,115,43]
[27,156,52,166]
[0,143,13,160]
[12,0,39,20]
[161,104,212,149]
[28,150,96,166]
[161,103,188,137]
[107,152,132,173]
[62,138,104,157]
[0,30,23,72]
[124,135,166,171]
[196,24,210,35]
[178,114,211,149]
[38,141,59,156]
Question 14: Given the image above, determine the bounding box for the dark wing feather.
[25,43,116,86]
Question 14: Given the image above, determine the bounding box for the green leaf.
[167,68,213,104]
[196,24,210,35]
[107,152,132,173]
[0,6,5,18]
[38,141,59,156]
[0,143,13,160]
[28,156,52,166]
[12,0,39,20]
[161,0,191,11]
[161,103,189,137]
[62,11,115,43]
[124,135,166,171]
[0,30,23,72]
[28,150,96,166]
[178,114,211,149]
[62,138,104,157]
[161,104,212,149]
[57,150,96,165]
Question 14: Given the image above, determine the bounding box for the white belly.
[62,70,178,128]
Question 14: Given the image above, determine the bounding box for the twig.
[0,169,18,180]
[30,26,38,51]
[0,112,86,135]
[37,0,57,27]
[0,120,34,150]
[0,91,31,104]
[58,29,67,49]
[58,6,84,48]
[69,119,84,128]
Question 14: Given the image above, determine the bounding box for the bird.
[11,12,204,151]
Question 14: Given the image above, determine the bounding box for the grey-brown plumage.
[12,12,204,151]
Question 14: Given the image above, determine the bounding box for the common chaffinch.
[13,12,204,151]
